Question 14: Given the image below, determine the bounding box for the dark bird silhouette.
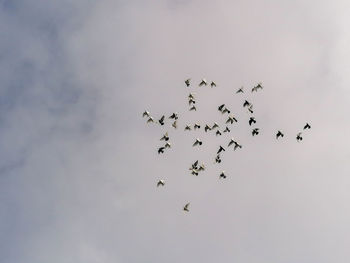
[304,123,311,130]
[249,117,256,126]
[228,139,242,150]
[226,116,238,124]
[199,79,207,87]
[276,130,284,139]
[172,120,177,129]
[184,125,191,131]
[164,142,171,148]
[223,126,230,133]
[236,87,244,93]
[217,145,225,154]
[215,154,222,163]
[158,115,165,125]
[252,128,259,136]
[193,138,203,146]
[169,112,178,120]
[296,132,303,141]
[248,104,254,114]
[185,78,191,87]
[216,130,222,136]
[157,180,165,187]
[183,203,190,212]
[160,132,169,141]
[222,107,230,114]
[204,124,212,132]
[198,164,205,171]
[218,104,225,112]
[188,93,195,99]
[252,82,263,92]
[194,123,201,130]
[147,117,154,123]
[243,100,251,107]
[142,111,150,117]
[212,122,219,129]
[189,105,196,111]
[188,98,196,105]
[210,81,217,88]
[158,147,165,154]
[219,171,227,179]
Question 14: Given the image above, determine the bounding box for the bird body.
[210,81,216,88]
[243,100,251,107]
[158,115,165,125]
[216,130,222,136]
[184,125,191,131]
[217,145,225,154]
[252,128,259,136]
[226,116,238,124]
[236,87,244,93]
[219,171,226,179]
[160,132,169,141]
[276,130,284,139]
[142,111,150,117]
[212,122,219,129]
[223,126,230,133]
[157,180,165,187]
[169,112,178,120]
[252,83,263,92]
[184,203,190,212]
[172,120,177,129]
[147,117,154,123]
[189,105,196,111]
[204,124,212,132]
[199,79,207,86]
[158,147,165,154]
[304,123,311,130]
[296,132,303,141]
[185,79,191,87]
[249,117,256,126]
[193,138,203,146]
[194,123,201,130]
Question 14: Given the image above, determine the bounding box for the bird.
[172,120,177,129]
[243,100,251,107]
[191,170,199,176]
[184,125,191,131]
[218,104,225,112]
[217,145,225,154]
[198,164,205,171]
[157,180,165,187]
[191,160,199,170]
[276,130,284,139]
[188,98,196,105]
[215,154,222,163]
[216,130,222,136]
[199,79,207,87]
[252,128,259,136]
[169,112,178,120]
[219,171,227,179]
[142,111,150,117]
[188,93,195,99]
[212,122,219,129]
[158,115,165,125]
[160,132,169,141]
[252,82,263,92]
[183,203,190,212]
[226,116,238,124]
[304,123,311,130]
[249,117,256,126]
[210,81,217,88]
[222,107,231,114]
[164,142,171,148]
[193,138,203,146]
[236,87,244,93]
[248,104,254,114]
[296,132,303,141]
[185,78,191,87]
[147,117,154,123]
[228,139,242,150]
[204,124,212,132]
[158,147,165,154]
[189,105,196,111]
[223,126,230,133]
[194,123,201,130]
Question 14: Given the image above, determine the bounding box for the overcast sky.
[1,1,350,262]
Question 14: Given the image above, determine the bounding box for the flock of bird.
[142,79,312,213]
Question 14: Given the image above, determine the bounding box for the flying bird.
[296,132,303,141]
[160,132,169,141]
[222,107,231,114]
[158,147,165,154]
[194,123,201,130]
[243,100,251,107]
[226,116,238,124]
[172,120,177,129]
[157,180,165,187]
[204,124,212,132]
[169,112,178,120]
[217,145,225,154]
[251,82,263,92]
[199,79,207,87]
[212,122,219,129]
[228,139,242,150]
[216,130,222,136]
[193,138,203,146]
[223,126,230,133]
[218,104,225,112]
[248,104,254,114]
[249,117,256,126]
[188,93,195,99]
[158,115,165,125]
[304,123,311,130]
[236,87,244,93]
[252,128,259,136]
[276,130,284,139]
[215,154,222,163]
[189,105,196,111]
[185,78,191,87]
[184,125,191,131]
[142,111,150,117]
[198,164,205,171]
[147,117,154,123]
[188,98,196,105]
[164,142,171,148]
[210,81,217,88]
[183,203,190,212]
[219,171,227,179]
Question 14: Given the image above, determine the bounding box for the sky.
[1,0,350,262]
